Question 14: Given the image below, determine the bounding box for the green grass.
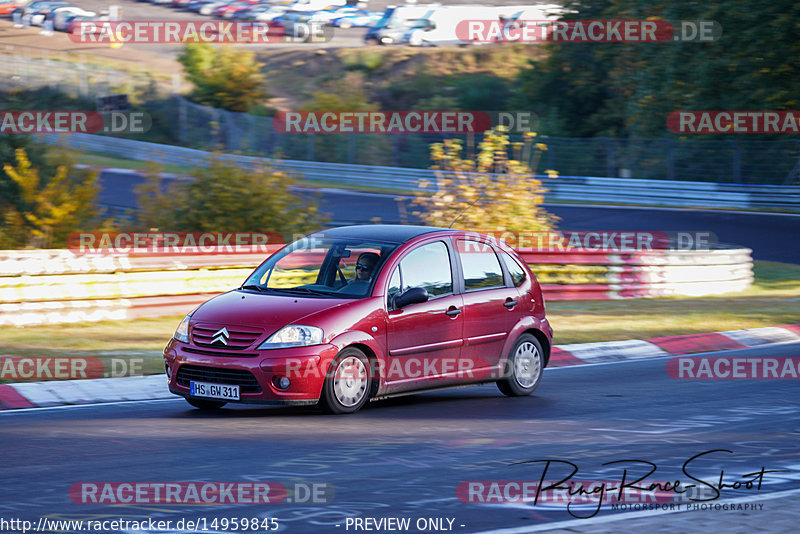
[546,261,800,344]
[1,261,798,382]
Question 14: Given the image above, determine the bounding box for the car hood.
[191,290,352,332]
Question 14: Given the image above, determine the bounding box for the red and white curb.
[549,324,800,366]
[1,324,799,411]
[0,375,170,410]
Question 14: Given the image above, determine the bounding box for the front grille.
[183,347,260,358]
[176,365,262,393]
[191,324,263,350]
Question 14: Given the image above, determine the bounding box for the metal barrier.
[0,245,754,326]
[5,52,800,183]
[39,133,800,210]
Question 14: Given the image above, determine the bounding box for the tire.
[320,347,371,414]
[497,334,544,397]
[186,397,227,410]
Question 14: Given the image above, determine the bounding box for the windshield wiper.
[275,287,334,296]
[240,284,268,292]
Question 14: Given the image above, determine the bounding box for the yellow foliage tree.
[414,127,559,234]
[1,148,99,248]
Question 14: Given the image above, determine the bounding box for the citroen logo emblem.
[211,327,229,346]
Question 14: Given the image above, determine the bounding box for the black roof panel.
[314,225,455,244]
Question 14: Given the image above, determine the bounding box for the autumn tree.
[178,43,269,113]
[414,128,559,234]
[136,155,326,238]
[1,148,100,248]
[298,72,391,164]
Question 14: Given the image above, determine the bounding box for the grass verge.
[1,261,798,382]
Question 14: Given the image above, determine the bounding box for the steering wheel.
[334,265,348,288]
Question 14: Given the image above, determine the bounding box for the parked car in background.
[301,6,362,25]
[365,4,440,45]
[286,0,348,13]
[331,9,380,28]
[199,0,232,15]
[215,0,260,18]
[41,5,95,27]
[183,0,214,11]
[19,0,69,25]
[0,0,17,16]
[165,225,552,414]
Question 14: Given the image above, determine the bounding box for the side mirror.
[394,287,429,309]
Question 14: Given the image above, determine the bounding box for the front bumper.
[164,339,340,404]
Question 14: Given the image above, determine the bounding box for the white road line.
[0,397,181,415]
[467,487,800,534]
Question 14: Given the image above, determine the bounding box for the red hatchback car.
[164,225,553,413]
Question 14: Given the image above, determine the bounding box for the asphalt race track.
[2,343,799,533]
[97,170,800,264]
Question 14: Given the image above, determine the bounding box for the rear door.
[455,237,523,374]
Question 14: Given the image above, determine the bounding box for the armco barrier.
[0,244,753,326]
[38,133,800,210]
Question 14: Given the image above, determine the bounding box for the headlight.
[258,325,323,349]
[173,314,191,343]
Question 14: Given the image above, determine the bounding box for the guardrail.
[0,245,753,326]
[40,133,800,210]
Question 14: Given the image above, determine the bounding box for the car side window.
[457,239,505,291]
[500,251,527,287]
[397,241,453,298]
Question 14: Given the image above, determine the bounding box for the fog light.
[165,364,172,379]
[273,376,291,390]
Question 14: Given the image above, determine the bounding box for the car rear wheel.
[186,398,227,410]
[497,334,543,397]
[320,348,371,414]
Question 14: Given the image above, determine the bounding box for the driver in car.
[338,252,379,294]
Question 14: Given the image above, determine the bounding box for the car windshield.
[241,234,398,298]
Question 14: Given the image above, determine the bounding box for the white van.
[405,4,564,46]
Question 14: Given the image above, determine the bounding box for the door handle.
[445,307,462,316]
[504,300,518,308]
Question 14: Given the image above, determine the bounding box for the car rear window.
[458,239,505,291]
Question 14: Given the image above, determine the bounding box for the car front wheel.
[497,334,544,397]
[320,348,371,414]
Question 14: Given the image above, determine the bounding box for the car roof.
[318,224,456,244]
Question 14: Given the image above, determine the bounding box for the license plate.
[190,381,240,401]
